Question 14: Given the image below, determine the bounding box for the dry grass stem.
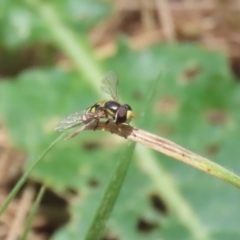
[66,121,240,188]
[155,0,176,42]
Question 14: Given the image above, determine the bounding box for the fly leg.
[104,110,115,133]
[93,118,99,131]
[105,119,114,134]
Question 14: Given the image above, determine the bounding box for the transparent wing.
[100,71,119,101]
[55,111,93,131]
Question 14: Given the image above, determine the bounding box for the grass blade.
[85,142,136,240]
[21,185,46,240]
[0,134,64,216]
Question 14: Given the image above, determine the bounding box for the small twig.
[66,122,240,189]
[115,0,215,12]
[139,0,156,30]
[155,0,176,43]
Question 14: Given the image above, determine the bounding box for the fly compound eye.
[118,106,128,117]
[115,104,134,124]
[115,106,127,124]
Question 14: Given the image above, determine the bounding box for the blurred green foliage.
[1,0,240,240]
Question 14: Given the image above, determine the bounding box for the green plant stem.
[0,134,64,217]
[25,0,103,91]
[21,185,46,240]
[85,142,136,240]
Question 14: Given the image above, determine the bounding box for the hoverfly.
[55,71,135,132]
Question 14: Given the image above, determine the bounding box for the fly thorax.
[104,101,121,113]
[103,101,121,120]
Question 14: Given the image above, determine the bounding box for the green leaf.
[2,43,240,239]
[1,4,240,238]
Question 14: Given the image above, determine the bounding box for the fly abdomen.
[87,103,102,113]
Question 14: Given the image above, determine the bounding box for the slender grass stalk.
[25,0,103,91]
[21,185,46,240]
[0,134,64,216]
[77,122,240,189]
[85,142,135,240]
